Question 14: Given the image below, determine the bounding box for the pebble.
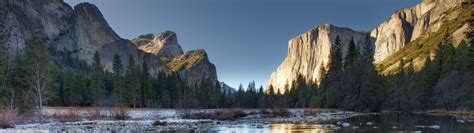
[342,123,350,127]
[429,125,440,129]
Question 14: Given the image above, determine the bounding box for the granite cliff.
[268,24,370,92]
[269,0,471,92]
[1,0,217,85]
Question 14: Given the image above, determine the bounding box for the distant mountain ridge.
[2,0,218,85]
[268,0,472,92]
[219,82,237,94]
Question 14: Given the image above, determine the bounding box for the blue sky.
[64,0,418,89]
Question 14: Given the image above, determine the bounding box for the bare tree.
[24,36,52,123]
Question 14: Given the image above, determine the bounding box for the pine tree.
[91,51,105,105]
[265,85,276,108]
[326,36,344,108]
[344,36,358,69]
[125,54,140,107]
[140,60,150,107]
[112,54,124,105]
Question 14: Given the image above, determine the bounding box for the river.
[2,113,473,133]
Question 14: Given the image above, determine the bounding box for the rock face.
[2,0,217,85]
[268,24,370,92]
[268,0,467,92]
[370,0,463,63]
[131,31,184,59]
[167,49,218,86]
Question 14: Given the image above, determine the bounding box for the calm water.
[3,113,474,133]
[205,113,474,132]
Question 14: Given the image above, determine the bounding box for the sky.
[64,0,419,89]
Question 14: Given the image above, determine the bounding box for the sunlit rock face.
[2,0,217,86]
[268,24,370,93]
[268,0,466,92]
[167,49,218,86]
[131,31,184,59]
[370,0,463,63]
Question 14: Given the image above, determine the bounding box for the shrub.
[113,104,129,120]
[303,109,321,116]
[271,108,291,117]
[0,109,19,128]
[182,110,247,121]
[211,110,247,121]
[182,111,209,119]
[88,107,102,120]
[57,107,81,122]
[259,109,271,115]
[152,120,167,126]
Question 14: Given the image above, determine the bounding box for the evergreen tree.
[140,60,150,107]
[388,59,409,110]
[112,54,124,105]
[91,51,105,105]
[124,55,140,107]
[265,85,276,108]
[257,85,265,108]
[344,36,358,69]
[325,36,343,108]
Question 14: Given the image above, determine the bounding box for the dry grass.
[0,109,19,128]
[112,104,130,120]
[55,107,82,122]
[182,109,247,121]
[271,108,291,117]
[303,109,323,116]
[427,109,474,118]
[87,107,102,120]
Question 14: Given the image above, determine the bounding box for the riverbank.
[2,108,473,132]
[1,108,367,131]
[426,109,474,119]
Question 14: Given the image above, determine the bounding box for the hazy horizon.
[64,0,418,89]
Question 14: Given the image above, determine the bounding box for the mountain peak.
[131,31,183,58]
[168,48,217,86]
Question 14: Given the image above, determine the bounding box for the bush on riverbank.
[152,120,167,126]
[271,108,290,117]
[182,110,247,121]
[112,104,130,120]
[0,109,19,128]
[55,107,81,122]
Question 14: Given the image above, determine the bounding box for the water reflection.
[210,124,330,133]
[336,113,474,133]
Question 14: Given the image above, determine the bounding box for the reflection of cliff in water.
[268,124,329,133]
